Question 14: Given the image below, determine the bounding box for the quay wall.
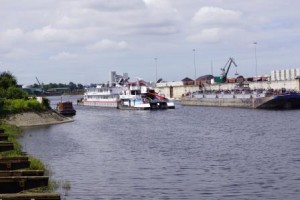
[155,82,199,100]
[155,79,300,99]
[181,96,273,109]
[181,98,254,108]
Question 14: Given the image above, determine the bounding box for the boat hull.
[117,101,175,110]
[58,110,76,116]
[79,100,118,108]
[257,94,300,109]
[181,93,300,109]
[181,97,255,108]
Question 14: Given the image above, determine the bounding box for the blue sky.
[1,0,299,85]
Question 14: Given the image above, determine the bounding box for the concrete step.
[0,170,44,177]
[0,157,30,170]
[0,176,49,193]
[0,142,14,152]
[0,134,8,141]
[0,193,60,200]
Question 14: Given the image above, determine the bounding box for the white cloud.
[31,25,87,44]
[187,28,221,43]
[49,52,78,61]
[86,39,128,51]
[192,7,241,26]
[1,48,32,59]
[0,28,25,46]
[1,0,300,84]
[84,0,144,11]
[188,7,243,43]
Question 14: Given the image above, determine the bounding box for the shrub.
[0,98,48,116]
[42,98,51,109]
[0,88,6,98]
[6,87,27,99]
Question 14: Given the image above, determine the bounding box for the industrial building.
[155,68,300,99]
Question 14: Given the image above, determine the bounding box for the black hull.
[257,94,300,109]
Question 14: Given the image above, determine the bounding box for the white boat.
[78,71,175,110]
[80,84,124,107]
[118,80,175,110]
[78,71,128,108]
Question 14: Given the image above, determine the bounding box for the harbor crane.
[219,57,238,83]
[35,77,44,94]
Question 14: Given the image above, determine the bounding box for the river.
[20,96,300,200]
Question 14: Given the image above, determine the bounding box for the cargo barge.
[181,89,300,109]
[56,101,76,116]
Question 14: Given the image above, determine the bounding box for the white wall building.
[271,68,300,81]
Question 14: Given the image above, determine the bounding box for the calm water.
[20,96,300,200]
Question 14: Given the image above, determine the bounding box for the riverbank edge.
[0,110,73,194]
[2,110,74,127]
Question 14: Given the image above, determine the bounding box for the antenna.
[211,60,214,75]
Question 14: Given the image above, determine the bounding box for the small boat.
[56,101,76,116]
[118,80,175,110]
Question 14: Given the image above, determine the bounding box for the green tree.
[0,71,18,89]
[0,88,6,98]
[77,84,84,89]
[6,87,27,99]
[68,82,76,92]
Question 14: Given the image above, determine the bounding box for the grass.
[28,156,46,170]
[0,122,23,157]
[0,122,56,193]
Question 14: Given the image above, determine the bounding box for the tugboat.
[56,100,76,116]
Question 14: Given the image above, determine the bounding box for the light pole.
[193,49,196,85]
[154,57,158,82]
[253,42,258,77]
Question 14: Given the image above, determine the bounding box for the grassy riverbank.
[0,122,57,193]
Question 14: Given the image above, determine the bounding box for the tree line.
[31,82,84,92]
[0,71,27,99]
[0,71,50,115]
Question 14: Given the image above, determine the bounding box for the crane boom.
[35,77,41,86]
[35,77,44,94]
[221,57,237,83]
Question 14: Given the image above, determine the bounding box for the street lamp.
[253,42,258,77]
[193,49,196,84]
[154,58,158,82]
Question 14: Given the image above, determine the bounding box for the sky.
[1,0,300,85]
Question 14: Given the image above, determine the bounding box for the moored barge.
[56,101,76,116]
[181,89,300,109]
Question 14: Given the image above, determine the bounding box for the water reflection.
[20,97,300,199]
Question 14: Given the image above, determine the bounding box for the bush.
[0,98,47,116]
[6,87,28,99]
[42,98,51,109]
[0,71,17,90]
[0,88,6,98]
